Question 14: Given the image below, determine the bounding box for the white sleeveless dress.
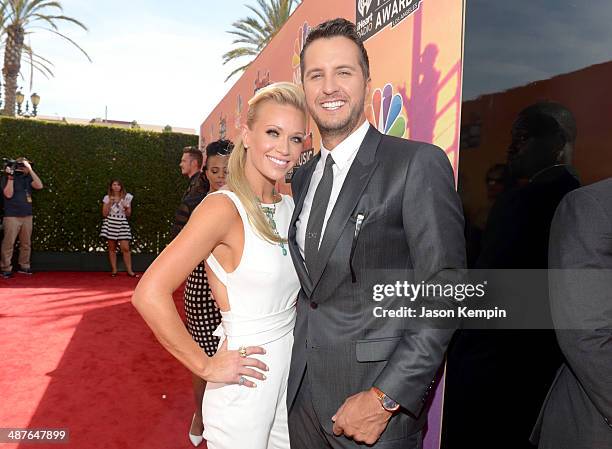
[202,190,300,449]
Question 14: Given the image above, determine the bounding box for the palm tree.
[0,0,91,116]
[223,0,299,81]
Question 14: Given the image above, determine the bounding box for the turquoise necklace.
[261,201,288,256]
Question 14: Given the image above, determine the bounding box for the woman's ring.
[238,346,247,358]
[238,376,246,386]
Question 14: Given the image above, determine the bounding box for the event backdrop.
[200,0,465,447]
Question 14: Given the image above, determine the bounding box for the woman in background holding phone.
[100,179,138,277]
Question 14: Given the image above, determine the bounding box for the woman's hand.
[202,340,269,387]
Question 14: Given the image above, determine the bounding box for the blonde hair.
[227,82,306,244]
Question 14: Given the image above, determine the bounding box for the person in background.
[100,179,138,277]
[203,142,232,193]
[464,163,510,266]
[477,163,509,228]
[1,157,43,279]
[172,142,232,447]
[444,102,580,449]
[531,177,612,449]
[171,147,209,238]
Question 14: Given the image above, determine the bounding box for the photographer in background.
[1,157,43,279]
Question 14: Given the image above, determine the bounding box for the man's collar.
[320,120,370,170]
[529,164,576,184]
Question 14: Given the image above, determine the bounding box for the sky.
[22,0,257,131]
[16,1,612,131]
[462,0,612,100]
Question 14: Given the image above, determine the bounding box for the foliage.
[0,117,197,253]
[223,0,299,80]
[0,0,91,116]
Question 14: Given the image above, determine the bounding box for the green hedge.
[0,117,198,253]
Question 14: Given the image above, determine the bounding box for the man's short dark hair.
[182,146,203,168]
[300,18,370,82]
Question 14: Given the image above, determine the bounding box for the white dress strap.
[206,254,228,286]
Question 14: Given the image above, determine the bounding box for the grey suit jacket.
[531,178,612,449]
[287,125,466,441]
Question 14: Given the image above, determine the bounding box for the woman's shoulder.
[180,191,242,242]
[206,188,239,205]
[209,187,234,196]
[198,190,241,219]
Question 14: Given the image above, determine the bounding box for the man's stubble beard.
[312,98,366,145]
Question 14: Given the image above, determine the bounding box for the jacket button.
[310,302,318,309]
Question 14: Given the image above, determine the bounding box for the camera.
[2,158,27,176]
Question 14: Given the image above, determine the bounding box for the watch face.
[382,396,400,411]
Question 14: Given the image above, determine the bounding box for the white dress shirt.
[296,120,371,259]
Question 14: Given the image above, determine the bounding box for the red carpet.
[0,272,204,449]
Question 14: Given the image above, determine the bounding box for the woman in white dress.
[132,82,306,449]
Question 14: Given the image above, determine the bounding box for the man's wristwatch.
[372,387,400,412]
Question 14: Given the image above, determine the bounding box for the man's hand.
[24,161,44,190]
[20,160,32,174]
[331,389,393,445]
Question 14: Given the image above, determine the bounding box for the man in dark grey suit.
[287,19,466,448]
[531,177,612,449]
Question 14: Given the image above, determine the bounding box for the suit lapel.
[309,126,382,295]
[288,154,320,297]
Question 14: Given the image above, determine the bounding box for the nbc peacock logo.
[367,83,407,138]
[292,21,311,85]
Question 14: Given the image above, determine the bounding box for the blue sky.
[26,0,259,130]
